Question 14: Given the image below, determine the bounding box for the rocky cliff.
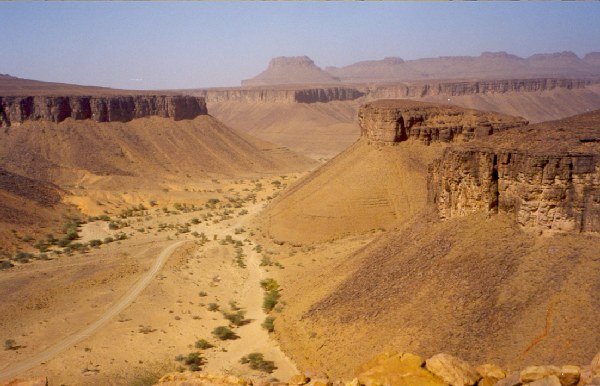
[365,78,593,99]
[0,95,207,127]
[428,110,600,233]
[358,100,528,144]
[194,87,364,104]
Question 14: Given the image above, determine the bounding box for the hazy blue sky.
[2,2,600,90]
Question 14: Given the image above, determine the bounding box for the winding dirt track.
[0,240,186,383]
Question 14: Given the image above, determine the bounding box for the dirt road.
[0,240,186,383]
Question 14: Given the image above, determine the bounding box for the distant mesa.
[245,51,600,85]
[241,56,340,86]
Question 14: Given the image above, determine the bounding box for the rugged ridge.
[241,56,340,86]
[428,110,600,233]
[358,99,528,145]
[0,95,207,127]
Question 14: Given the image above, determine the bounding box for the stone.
[528,375,562,386]
[155,372,251,386]
[425,353,480,386]
[476,364,506,380]
[592,353,600,375]
[559,365,580,386]
[0,378,48,386]
[478,377,501,386]
[356,352,447,386]
[288,375,310,386]
[494,372,520,386]
[520,366,561,383]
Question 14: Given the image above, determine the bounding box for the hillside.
[253,100,527,243]
[267,107,600,379]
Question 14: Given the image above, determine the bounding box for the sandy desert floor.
[0,175,302,385]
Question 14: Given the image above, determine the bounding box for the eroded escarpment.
[358,99,528,144]
[196,86,364,104]
[428,110,600,233]
[0,95,207,127]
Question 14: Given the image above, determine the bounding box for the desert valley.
[2,5,600,385]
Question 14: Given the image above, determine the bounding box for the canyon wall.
[357,99,528,144]
[428,110,600,233]
[0,95,207,127]
[193,78,595,104]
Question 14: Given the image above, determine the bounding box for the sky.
[2,2,600,90]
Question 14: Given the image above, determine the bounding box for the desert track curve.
[0,240,187,382]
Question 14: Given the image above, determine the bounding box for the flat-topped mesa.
[358,99,528,145]
[196,86,364,104]
[0,95,207,127]
[428,110,600,233]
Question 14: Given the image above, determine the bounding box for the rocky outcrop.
[428,110,600,233]
[195,87,364,104]
[0,95,207,127]
[152,351,600,386]
[358,100,528,144]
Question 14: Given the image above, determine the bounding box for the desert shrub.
[198,291,208,297]
[262,290,280,312]
[89,239,102,247]
[175,351,204,371]
[191,217,200,224]
[239,352,276,373]
[194,339,213,350]
[222,310,246,326]
[261,316,275,332]
[103,237,114,244]
[0,261,13,270]
[260,278,279,292]
[108,222,119,230]
[207,303,219,312]
[4,339,16,350]
[212,326,236,340]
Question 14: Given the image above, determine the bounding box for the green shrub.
[89,239,102,247]
[194,339,213,350]
[262,290,280,312]
[261,316,275,332]
[260,278,279,292]
[212,326,237,340]
[239,352,276,373]
[175,351,204,372]
[0,261,13,270]
[222,310,246,326]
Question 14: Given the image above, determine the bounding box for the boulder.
[425,353,480,386]
[521,366,561,383]
[476,364,506,380]
[356,352,447,386]
[528,375,562,386]
[558,365,580,386]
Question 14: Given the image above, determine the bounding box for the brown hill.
[0,167,77,256]
[271,108,600,379]
[253,100,527,243]
[241,56,340,86]
[0,114,315,186]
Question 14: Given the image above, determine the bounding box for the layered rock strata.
[0,95,207,127]
[196,87,364,104]
[428,110,600,233]
[358,99,528,144]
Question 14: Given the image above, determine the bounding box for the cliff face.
[358,99,528,145]
[366,78,592,99]
[428,110,600,233]
[196,87,364,104]
[0,95,207,127]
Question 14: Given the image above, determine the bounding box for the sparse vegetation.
[175,351,204,372]
[222,310,246,326]
[239,352,276,373]
[212,326,237,340]
[261,316,275,332]
[4,339,16,350]
[194,339,214,350]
